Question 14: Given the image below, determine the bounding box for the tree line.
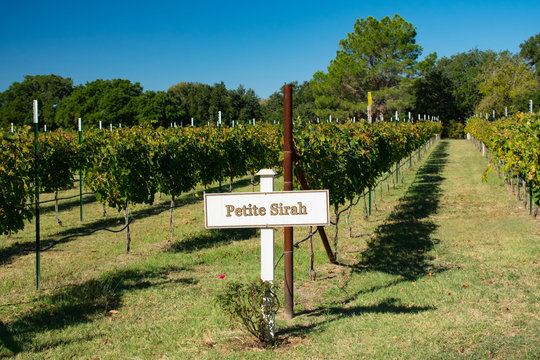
[0,79,262,129]
[0,15,538,133]
[304,15,538,133]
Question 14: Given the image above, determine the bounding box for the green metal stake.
[78,118,83,221]
[363,194,367,218]
[368,189,372,216]
[33,100,40,290]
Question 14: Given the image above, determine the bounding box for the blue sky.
[1,0,538,98]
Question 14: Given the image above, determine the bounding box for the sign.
[204,190,329,229]
[368,92,372,106]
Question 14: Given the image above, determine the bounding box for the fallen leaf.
[109,310,119,314]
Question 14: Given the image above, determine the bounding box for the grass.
[1,139,538,359]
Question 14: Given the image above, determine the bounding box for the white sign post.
[256,169,277,282]
[204,169,330,341]
[257,169,276,340]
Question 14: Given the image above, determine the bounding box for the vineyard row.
[464,112,539,212]
[1,121,442,244]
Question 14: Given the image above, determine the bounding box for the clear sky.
[1,0,539,98]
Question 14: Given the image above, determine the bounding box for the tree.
[475,52,538,115]
[311,14,422,120]
[136,91,184,127]
[229,85,261,123]
[260,91,283,124]
[293,81,317,121]
[207,82,232,125]
[55,79,143,128]
[168,82,212,126]
[0,75,73,128]
[169,82,261,126]
[261,81,317,123]
[434,49,497,120]
[520,33,540,76]
[413,52,461,125]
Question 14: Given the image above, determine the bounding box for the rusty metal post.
[283,84,294,319]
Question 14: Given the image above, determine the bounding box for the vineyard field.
[0,139,538,359]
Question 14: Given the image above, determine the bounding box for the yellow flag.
[368,92,372,106]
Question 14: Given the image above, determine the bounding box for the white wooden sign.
[204,190,329,229]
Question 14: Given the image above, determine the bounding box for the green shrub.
[444,120,465,139]
[216,279,279,345]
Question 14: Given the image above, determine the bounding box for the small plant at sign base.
[216,279,279,346]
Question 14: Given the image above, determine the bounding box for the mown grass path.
[1,139,538,359]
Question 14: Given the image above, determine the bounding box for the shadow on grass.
[354,141,450,280]
[296,296,434,318]
[0,176,256,266]
[280,297,434,337]
[39,193,98,216]
[167,228,258,253]
[0,264,195,357]
[279,143,449,339]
